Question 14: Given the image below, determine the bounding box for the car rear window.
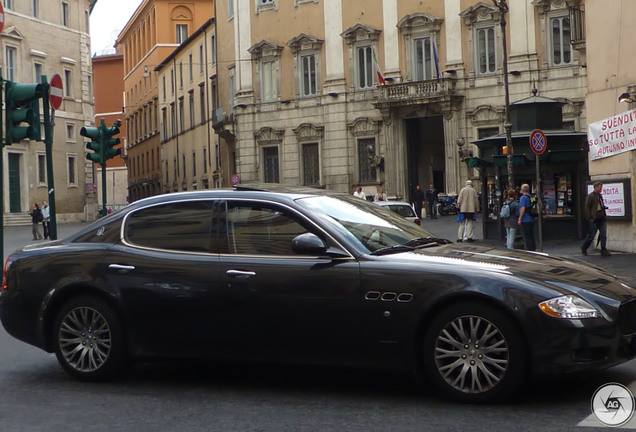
[125,201,214,252]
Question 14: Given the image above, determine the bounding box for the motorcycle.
[437,194,458,216]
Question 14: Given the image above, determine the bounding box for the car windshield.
[296,195,440,253]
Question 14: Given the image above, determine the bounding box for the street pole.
[41,75,58,240]
[0,69,4,262]
[496,0,514,191]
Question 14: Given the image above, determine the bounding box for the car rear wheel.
[53,296,126,381]
[423,302,526,403]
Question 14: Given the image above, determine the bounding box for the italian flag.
[373,47,386,86]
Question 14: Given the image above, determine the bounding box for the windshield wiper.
[406,237,453,247]
[370,244,414,256]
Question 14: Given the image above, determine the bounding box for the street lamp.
[493,0,514,190]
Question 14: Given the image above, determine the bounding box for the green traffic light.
[5,82,44,144]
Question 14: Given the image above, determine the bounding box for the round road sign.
[49,74,64,110]
[231,174,240,185]
[529,129,547,155]
[0,2,5,34]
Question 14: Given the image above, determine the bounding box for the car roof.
[375,201,412,206]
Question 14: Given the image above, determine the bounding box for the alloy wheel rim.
[434,315,509,394]
[58,306,112,372]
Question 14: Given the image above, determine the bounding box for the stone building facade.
[2,0,96,223]
[214,0,588,205]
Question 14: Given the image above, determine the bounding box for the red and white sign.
[49,74,63,110]
[0,3,5,34]
[529,129,547,155]
[231,174,240,185]
[588,109,636,160]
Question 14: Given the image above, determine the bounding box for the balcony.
[373,77,461,110]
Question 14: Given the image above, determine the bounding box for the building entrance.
[405,116,445,200]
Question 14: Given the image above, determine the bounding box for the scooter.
[438,195,458,216]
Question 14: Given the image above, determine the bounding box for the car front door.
[216,200,363,365]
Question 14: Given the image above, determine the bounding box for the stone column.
[443,111,461,194]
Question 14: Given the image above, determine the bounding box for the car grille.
[618,299,636,335]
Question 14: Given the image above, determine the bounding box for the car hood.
[388,243,636,302]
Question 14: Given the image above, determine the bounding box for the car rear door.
[216,200,363,365]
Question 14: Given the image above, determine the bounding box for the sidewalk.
[418,213,636,281]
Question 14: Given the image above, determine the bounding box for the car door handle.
[226,270,256,279]
[108,264,136,273]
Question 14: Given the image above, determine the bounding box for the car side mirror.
[292,233,327,255]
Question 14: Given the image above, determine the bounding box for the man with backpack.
[501,189,519,249]
[517,184,536,251]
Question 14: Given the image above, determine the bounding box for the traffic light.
[81,124,102,163]
[5,82,44,144]
[102,119,121,162]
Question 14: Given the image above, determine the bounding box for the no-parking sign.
[529,129,547,155]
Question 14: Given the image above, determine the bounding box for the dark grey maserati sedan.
[2,185,636,402]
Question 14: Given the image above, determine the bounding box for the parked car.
[2,185,636,402]
[374,200,420,225]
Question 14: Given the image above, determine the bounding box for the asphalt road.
[2,221,636,431]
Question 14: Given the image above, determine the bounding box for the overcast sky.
[90,0,144,55]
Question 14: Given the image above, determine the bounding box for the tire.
[423,302,526,403]
[53,296,127,381]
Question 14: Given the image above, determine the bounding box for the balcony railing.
[375,77,457,108]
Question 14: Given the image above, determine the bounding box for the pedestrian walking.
[517,184,536,251]
[41,200,50,239]
[456,180,479,242]
[581,181,611,256]
[425,183,438,219]
[374,186,387,202]
[502,189,519,249]
[412,185,425,219]
[353,187,366,200]
[29,203,44,240]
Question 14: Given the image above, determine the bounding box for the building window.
[38,154,46,184]
[199,45,204,73]
[6,47,17,81]
[358,138,377,183]
[162,76,166,100]
[178,98,185,133]
[189,92,195,128]
[170,69,175,94]
[64,70,73,96]
[170,103,176,137]
[67,155,77,186]
[32,0,38,17]
[176,24,188,44]
[34,62,43,83]
[199,85,206,125]
[228,0,233,19]
[302,143,319,186]
[203,147,208,173]
[550,16,572,66]
[210,34,217,64]
[165,160,169,185]
[5,0,13,10]
[179,62,183,88]
[356,46,374,89]
[414,36,435,81]
[476,26,496,75]
[66,123,75,141]
[182,154,187,179]
[263,146,279,183]
[192,152,197,177]
[261,60,277,102]
[229,67,235,111]
[256,0,276,13]
[189,53,193,81]
[300,54,317,97]
[62,2,69,26]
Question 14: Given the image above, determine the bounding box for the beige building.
[215,0,588,209]
[156,19,219,192]
[2,0,96,223]
[585,0,636,252]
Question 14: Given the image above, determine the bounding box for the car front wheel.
[53,296,126,381]
[423,302,526,403]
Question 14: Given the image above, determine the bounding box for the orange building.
[91,53,128,210]
[115,0,215,202]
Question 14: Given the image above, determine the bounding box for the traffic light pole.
[41,75,57,240]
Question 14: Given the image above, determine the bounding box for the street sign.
[0,2,4,34]
[529,129,547,155]
[231,174,240,185]
[49,74,63,110]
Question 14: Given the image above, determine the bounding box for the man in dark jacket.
[412,185,425,219]
[425,183,438,219]
[581,181,610,256]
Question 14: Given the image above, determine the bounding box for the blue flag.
[433,42,440,82]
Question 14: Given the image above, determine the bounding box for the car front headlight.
[539,295,599,319]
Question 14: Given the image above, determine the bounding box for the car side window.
[221,203,308,255]
[126,201,214,252]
